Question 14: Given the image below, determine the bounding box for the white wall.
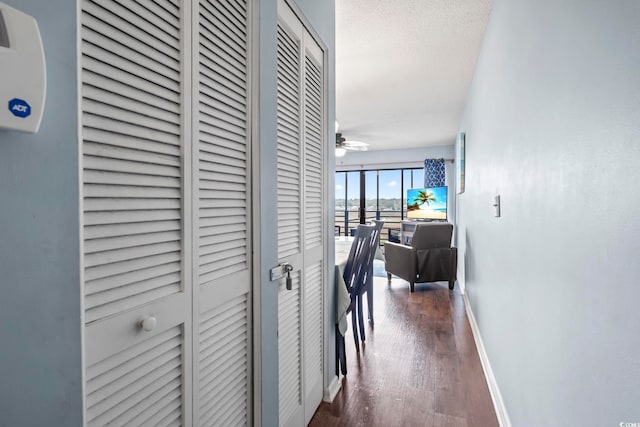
[457,0,640,425]
[0,1,81,425]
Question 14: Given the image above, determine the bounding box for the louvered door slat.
[83,127,182,156]
[195,0,253,424]
[83,86,180,125]
[84,171,181,190]
[82,0,182,321]
[153,0,180,18]
[200,106,246,138]
[82,37,179,86]
[84,185,181,200]
[84,220,180,240]
[84,101,180,137]
[84,141,180,167]
[200,53,246,96]
[81,12,180,72]
[85,156,180,177]
[83,1,179,65]
[88,0,180,46]
[198,0,250,286]
[85,229,180,253]
[113,0,180,37]
[303,261,323,388]
[304,55,323,250]
[276,19,302,255]
[198,294,249,426]
[86,262,181,295]
[85,252,181,283]
[117,383,181,426]
[133,0,180,28]
[278,271,302,422]
[85,326,183,426]
[81,1,187,425]
[84,115,180,148]
[200,3,246,59]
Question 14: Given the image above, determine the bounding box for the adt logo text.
[9,98,31,118]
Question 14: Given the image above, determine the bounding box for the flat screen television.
[406,186,448,220]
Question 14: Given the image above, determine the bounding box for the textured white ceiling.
[336,0,493,151]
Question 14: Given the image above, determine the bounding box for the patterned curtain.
[424,158,445,187]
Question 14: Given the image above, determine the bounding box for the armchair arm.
[383,242,417,283]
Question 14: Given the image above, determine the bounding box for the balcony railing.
[334,210,403,245]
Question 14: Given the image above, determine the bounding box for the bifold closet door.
[192,0,254,424]
[81,0,254,425]
[276,1,326,425]
[81,0,191,425]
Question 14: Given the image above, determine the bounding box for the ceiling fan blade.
[344,140,369,151]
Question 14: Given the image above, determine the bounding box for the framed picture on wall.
[457,132,465,194]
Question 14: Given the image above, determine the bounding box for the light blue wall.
[457,0,640,425]
[0,0,82,425]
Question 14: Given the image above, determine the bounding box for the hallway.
[310,278,499,426]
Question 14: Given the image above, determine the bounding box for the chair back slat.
[355,220,384,292]
[343,224,374,290]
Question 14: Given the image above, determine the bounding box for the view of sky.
[336,168,425,206]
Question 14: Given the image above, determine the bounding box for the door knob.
[140,316,157,332]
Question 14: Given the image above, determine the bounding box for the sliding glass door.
[335,167,424,244]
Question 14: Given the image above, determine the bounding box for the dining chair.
[344,220,384,355]
[342,224,376,351]
[363,220,384,329]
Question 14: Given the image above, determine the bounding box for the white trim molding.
[323,375,342,403]
[463,292,512,427]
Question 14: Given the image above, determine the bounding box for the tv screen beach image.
[407,187,447,220]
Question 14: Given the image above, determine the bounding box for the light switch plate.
[493,195,501,217]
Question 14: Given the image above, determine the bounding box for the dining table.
[334,236,354,336]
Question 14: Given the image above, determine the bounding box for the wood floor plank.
[309,277,498,427]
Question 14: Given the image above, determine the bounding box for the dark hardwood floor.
[310,277,499,427]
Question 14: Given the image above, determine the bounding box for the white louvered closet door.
[276,1,326,426]
[301,34,325,426]
[193,0,253,425]
[81,1,190,426]
[81,0,254,425]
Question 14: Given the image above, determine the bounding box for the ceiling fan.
[335,132,369,156]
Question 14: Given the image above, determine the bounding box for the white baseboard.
[323,375,342,402]
[457,275,466,294]
[463,292,512,427]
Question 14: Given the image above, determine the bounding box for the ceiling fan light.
[335,146,347,157]
[344,140,369,151]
